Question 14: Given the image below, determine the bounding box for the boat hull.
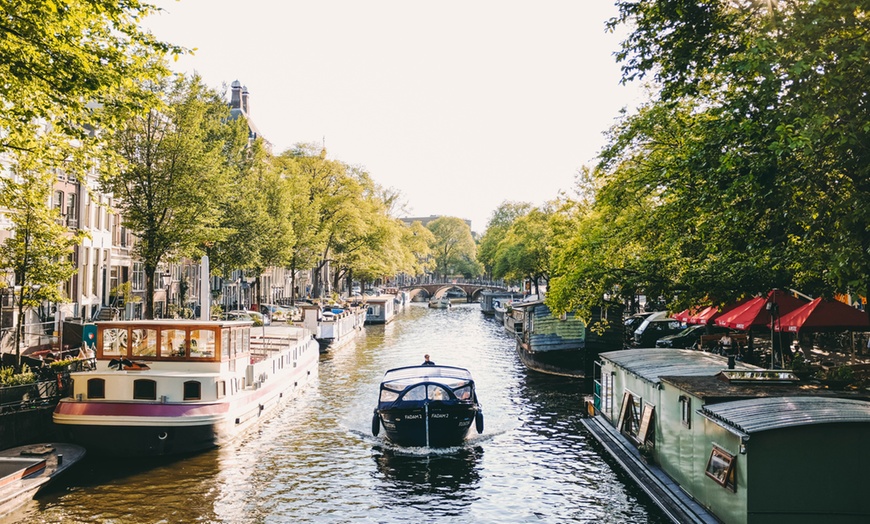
[516,341,586,378]
[377,403,478,447]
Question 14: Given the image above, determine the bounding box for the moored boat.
[372,365,483,447]
[52,320,319,456]
[0,443,86,519]
[428,296,452,309]
[302,304,366,353]
[515,300,624,378]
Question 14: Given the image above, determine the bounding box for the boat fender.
[371,410,380,436]
[475,411,484,434]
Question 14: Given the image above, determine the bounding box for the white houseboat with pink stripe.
[53,320,318,456]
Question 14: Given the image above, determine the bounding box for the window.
[102,328,127,356]
[680,395,692,428]
[216,380,226,399]
[132,262,145,292]
[87,378,105,399]
[133,379,157,400]
[705,446,737,492]
[66,193,77,225]
[617,391,643,438]
[161,328,186,357]
[131,329,157,357]
[183,381,201,400]
[54,190,64,212]
[189,329,215,358]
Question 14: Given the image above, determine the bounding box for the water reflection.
[372,445,483,496]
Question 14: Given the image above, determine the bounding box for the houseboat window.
[242,329,250,351]
[679,395,692,428]
[617,391,642,438]
[131,328,157,357]
[87,378,105,399]
[161,328,186,358]
[133,379,157,400]
[102,328,127,356]
[637,405,655,445]
[705,446,737,492]
[221,329,229,361]
[234,329,243,357]
[216,380,226,399]
[189,329,215,358]
[183,381,201,400]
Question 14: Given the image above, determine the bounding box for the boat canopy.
[382,365,473,382]
[379,365,475,403]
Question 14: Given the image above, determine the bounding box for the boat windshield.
[382,365,473,382]
[379,380,473,402]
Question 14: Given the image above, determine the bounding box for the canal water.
[19,303,667,523]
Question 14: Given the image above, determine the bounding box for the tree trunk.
[144,265,156,320]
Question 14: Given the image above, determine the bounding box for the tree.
[103,75,238,319]
[0,0,179,167]
[0,149,83,368]
[427,217,480,280]
[493,207,555,295]
[478,201,532,279]
[549,0,870,320]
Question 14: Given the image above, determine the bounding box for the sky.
[144,1,642,233]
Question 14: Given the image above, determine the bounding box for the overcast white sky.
[144,1,641,233]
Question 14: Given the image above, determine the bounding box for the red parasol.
[673,309,693,323]
[774,297,870,333]
[715,290,806,331]
[687,306,718,325]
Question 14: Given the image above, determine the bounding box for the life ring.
[475,411,484,434]
[371,411,380,436]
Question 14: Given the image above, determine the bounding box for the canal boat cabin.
[590,348,870,523]
[53,320,319,456]
[365,295,397,324]
[372,365,483,448]
[514,300,624,378]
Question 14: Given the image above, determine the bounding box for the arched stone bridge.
[400,283,509,302]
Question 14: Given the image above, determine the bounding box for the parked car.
[260,304,291,322]
[624,312,655,347]
[656,324,729,349]
[633,313,682,347]
[222,310,270,326]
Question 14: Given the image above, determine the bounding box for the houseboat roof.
[701,396,870,435]
[599,348,759,384]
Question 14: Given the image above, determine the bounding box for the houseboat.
[364,294,397,324]
[372,365,483,448]
[502,303,524,337]
[584,348,870,523]
[301,304,365,353]
[514,300,624,378]
[479,291,521,316]
[52,320,319,456]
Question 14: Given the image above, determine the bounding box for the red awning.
[774,297,870,333]
[715,290,806,331]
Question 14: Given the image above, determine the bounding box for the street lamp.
[161,271,172,318]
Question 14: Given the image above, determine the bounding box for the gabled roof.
[701,396,870,434]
